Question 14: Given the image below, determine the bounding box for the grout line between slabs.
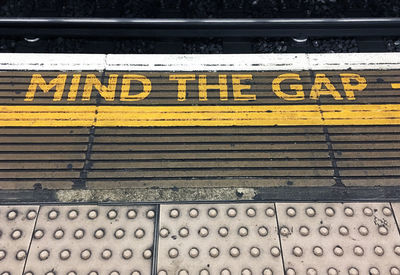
[273,202,286,275]
[152,204,161,275]
[390,202,400,237]
[21,205,41,275]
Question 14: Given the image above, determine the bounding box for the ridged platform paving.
[0,202,400,274]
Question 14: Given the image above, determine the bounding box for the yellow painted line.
[0,104,400,127]
[0,106,97,127]
[392,83,400,89]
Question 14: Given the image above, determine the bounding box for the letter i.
[67,74,81,101]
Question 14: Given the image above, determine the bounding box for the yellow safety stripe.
[0,104,399,127]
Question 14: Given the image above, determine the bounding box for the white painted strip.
[0,53,106,71]
[0,52,400,71]
[106,53,400,71]
[105,54,309,71]
[307,53,400,70]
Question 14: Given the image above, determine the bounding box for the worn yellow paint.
[169,74,196,101]
[340,73,367,100]
[24,73,374,102]
[170,74,256,102]
[198,74,228,101]
[67,74,81,101]
[310,73,343,100]
[25,74,67,102]
[0,105,96,127]
[232,74,255,101]
[272,73,305,101]
[1,104,400,127]
[120,74,152,101]
[392,83,400,89]
[83,74,118,101]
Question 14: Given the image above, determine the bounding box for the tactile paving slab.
[24,205,156,275]
[157,203,284,275]
[276,203,400,275]
[0,205,39,275]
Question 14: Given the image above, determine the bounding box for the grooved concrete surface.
[1,202,400,274]
[1,70,400,190]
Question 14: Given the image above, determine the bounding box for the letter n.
[83,74,118,101]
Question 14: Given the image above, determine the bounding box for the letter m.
[25,74,67,101]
